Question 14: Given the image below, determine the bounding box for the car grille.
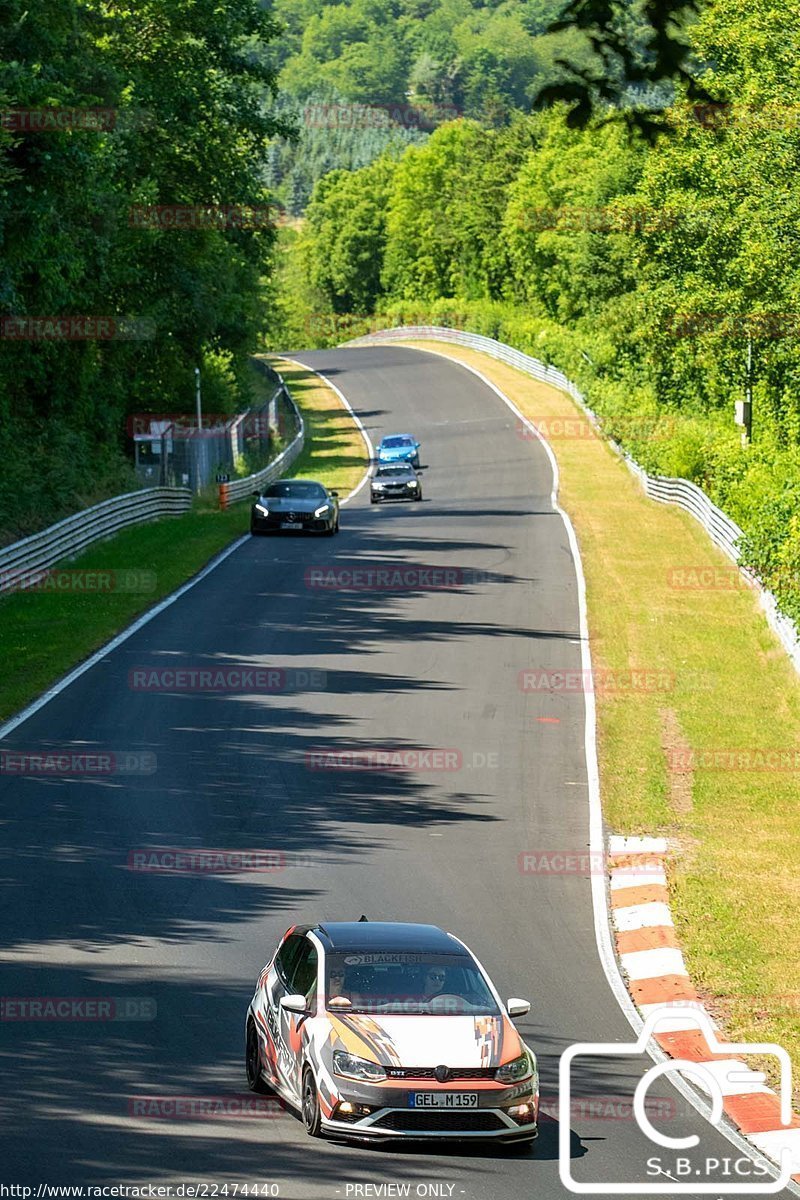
[385,1067,496,1080]
[373,1111,506,1133]
[266,511,314,525]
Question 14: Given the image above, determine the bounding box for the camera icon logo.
[559,1006,794,1193]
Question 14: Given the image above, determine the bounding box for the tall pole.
[195,366,202,431]
[743,334,753,446]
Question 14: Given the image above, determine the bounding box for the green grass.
[402,339,800,1099]
[267,355,368,495]
[0,358,368,724]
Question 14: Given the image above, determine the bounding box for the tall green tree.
[0,0,289,539]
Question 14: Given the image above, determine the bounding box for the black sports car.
[370,462,423,504]
[251,479,340,536]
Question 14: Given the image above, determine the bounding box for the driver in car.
[328,965,349,1001]
[327,965,369,1007]
[421,966,447,998]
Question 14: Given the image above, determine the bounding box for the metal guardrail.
[0,487,192,595]
[0,369,304,593]
[345,325,800,676]
[220,381,305,506]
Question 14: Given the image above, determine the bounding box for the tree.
[0,0,291,539]
[304,158,398,313]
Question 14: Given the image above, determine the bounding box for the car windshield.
[325,951,499,1015]
[382,437,412,448]
[262,482,326,500]
[376,465,411,477]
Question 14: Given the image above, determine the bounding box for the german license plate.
[281,521,302,529]
[410,1093,478,1108]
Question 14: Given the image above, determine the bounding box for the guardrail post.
[219,482,229,511]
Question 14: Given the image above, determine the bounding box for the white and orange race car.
[244,919,539,1145]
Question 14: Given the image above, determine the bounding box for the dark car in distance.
[251,479,340,536]
[370,462,423,504]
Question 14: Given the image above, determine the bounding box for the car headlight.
[406,481,418,488]
[495,1052,535,1084]
[314,504,331,517]
[332,1049,387,1083]
[372,482,386,489]
[254,503,269,516]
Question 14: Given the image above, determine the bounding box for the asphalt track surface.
[0,346,792,1199]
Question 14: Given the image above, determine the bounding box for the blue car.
[377,433,421,468]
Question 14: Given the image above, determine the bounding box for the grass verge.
[0,357,368,725]
[264,355,368,496]
[399,338,800,1093]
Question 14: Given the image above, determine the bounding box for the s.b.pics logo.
[559,1008,795,1193]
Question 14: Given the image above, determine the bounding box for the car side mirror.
[507,998,530,1018]
[330,491,339,498]
[252,490,261,499]
[280,993,308,1014]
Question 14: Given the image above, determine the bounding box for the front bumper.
[322,1080,538,1141]
[250,512,333,533]
[371,487,419,502]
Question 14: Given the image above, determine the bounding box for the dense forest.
[0,0,584,542]
[280,0,800,623]
[264,0,568,112]
[0,1,289,542]
[262,0,582,214]
[4,0,800,627]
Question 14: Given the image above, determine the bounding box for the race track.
[0,346,790,1199]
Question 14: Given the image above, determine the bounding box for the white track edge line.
[0,358,372,744]
[281,354,374,502]
[0,535,249,742]
[376,339,798,1193]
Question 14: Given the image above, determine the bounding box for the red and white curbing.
[608,835,800,1182]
